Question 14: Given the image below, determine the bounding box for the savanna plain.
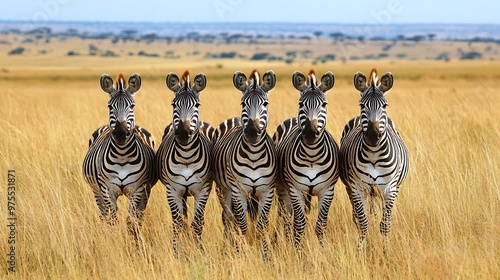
[0,38,499,279]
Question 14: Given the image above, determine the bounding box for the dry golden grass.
[0,57,499,279]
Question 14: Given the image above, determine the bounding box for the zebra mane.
[369,68,378,87]
[250,69,260,89]
[308,69,317,88]
[181,70,190,90]
[115,73,126,91]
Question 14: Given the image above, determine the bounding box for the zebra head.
[292,69,335,145]
[100,73,141,146]
[354,68,394,146]
[233,70,276,144]
[166,71,206,145]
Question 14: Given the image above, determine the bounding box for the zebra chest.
[289,163,332,186]
[356,158,391,186]
[167,161,206,184]
[107,163,143,186]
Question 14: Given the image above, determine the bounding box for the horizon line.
[0,19,499,26]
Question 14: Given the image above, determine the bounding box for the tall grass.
[0,60,499,279]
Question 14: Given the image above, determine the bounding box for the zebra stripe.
[213,70,277,259]
[274,70,339,249]
[339,69,409,253]
[82,73,157,242]
[157,71,213,254]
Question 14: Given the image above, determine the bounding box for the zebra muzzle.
[175,120,192,144]
[364,120,381,146]
[244,119,261,144]
[302,118,319,144]
[112,121,129,145]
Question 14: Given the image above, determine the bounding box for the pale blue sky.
[1,0,499,24]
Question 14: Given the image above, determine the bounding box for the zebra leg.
[97,179,118,226]
[231,183,249,235]
[289,187,306,250]
[166,184,188,255]
[256,187,274,261]
[350,188,368,253]
[191,182,212,251]
[126,184,149,245]
[216,186,236,250]
[315,186,334,248]
[380,186,399,255]
[277,187,293,242]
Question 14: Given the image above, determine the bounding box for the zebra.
[156,71,214,254]
[339,68,409,253]
[273,69,340,249]
[212,70,277,259]
[82,73,157,242]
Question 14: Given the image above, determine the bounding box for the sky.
[1,0,499,24]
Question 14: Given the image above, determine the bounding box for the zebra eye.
[195,103,201,108]
[262,101,269,107]
[360,104,366,109]
[321,102,327,108]
[108,105,113,110]
[382,104,388,109]
[130,104,135,109]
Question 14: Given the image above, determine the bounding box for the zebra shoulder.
[341,116,361,140]
[213,117,242,143]
[273,117,298,144]
[134,126,155,149]
[161,124,174,141]
[88,125,110,148]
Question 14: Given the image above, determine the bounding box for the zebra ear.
[354,72,367,93]
[320,71,335,93]
[292,71,306,92]
[262,70,276,92]
[166,73,181,93]
[233,71,247,92]
[193,73,207,92]
[100,74,114,95]
[128,73,141,94]
[379,72,393,94]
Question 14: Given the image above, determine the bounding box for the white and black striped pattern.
[83,73,157,242]
[212,70,277,259]
[156,71,214,254]
[273,70,339,249]
[339,69,409,253]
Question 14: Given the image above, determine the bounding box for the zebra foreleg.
[231,184,249,236]
[98,182,118,226]
[380,187,399,256]
[191,182,212,251]
[290,187,306,250]
[276,186,292,243]
[256,187,274,262]
[126,185,149,246]
[167,184,187,255]
[350,189,368,254]
[315,186,334,248]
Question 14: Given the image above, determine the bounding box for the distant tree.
[8,47,25,55]
[428,33,436,41]
[313,31,323,39]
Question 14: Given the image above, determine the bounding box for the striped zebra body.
[157,71,213,254]
[339,69,409,253]
[213,70,277,258]
[82,73,157,241]
[274,70,339,248]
